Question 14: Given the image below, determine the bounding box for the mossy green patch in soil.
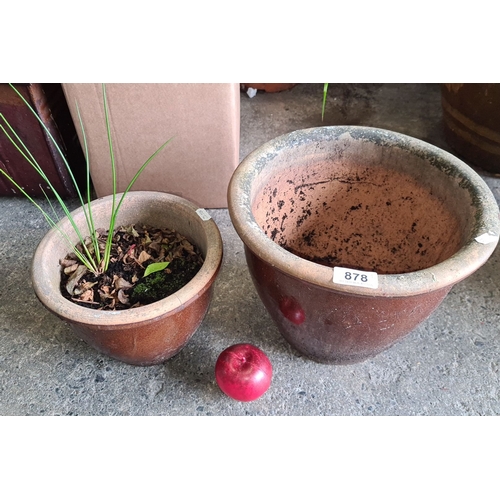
[131,257,203,305]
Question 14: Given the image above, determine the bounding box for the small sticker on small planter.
[196,208,212,221]
[333,266,379,289]
[475,231,499,244]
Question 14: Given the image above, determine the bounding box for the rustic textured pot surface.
[228,126,500,364]
[31,191,223,366]
[441,83,500,174]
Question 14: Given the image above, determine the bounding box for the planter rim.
[228,126,500,297]
[31,191,223,326]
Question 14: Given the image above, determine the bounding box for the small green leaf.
[143,261,170,278]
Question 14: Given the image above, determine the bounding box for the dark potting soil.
[59,224,204,311]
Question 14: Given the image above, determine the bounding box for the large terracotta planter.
[32,191,223,366]
[228,126,500,364]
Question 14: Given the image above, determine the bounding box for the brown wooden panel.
[0,83,85,198]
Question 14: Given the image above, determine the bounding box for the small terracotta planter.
[32,191,223,366]
[228,126,500,364]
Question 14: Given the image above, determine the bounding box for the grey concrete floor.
[1,83,500,416]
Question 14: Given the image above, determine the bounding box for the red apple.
[279,296,306,325]
[215,343,272,402]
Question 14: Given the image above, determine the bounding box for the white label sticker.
[475,231,499,245]
[333,266,379,289]
[196,208,212,221]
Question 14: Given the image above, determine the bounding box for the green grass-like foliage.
[0,83,172,275]
[322,83,329,121]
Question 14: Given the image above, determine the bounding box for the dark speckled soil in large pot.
[254,163,463,274]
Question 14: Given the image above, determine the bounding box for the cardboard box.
[62,83,240,208]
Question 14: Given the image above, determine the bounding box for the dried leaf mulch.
[59,224,204,311]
